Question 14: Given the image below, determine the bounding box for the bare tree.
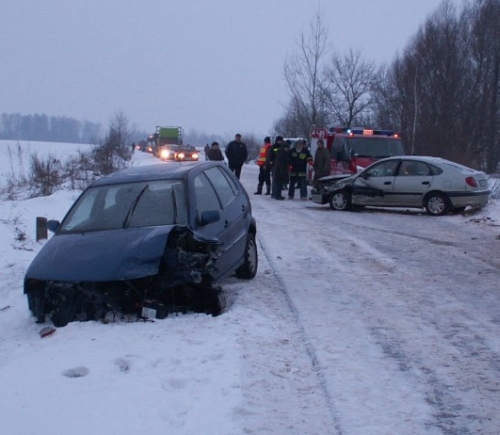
[372,1,478,164]
[92,111,131,175]
[279,7,330,137]
[322,49,377,128]
[468,0,500,172]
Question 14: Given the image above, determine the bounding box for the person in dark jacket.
[271,137,290,200]
[208,142,224,161]
[225,133,248,179]
[204,143,211,161]
[288,139,313,200]
[313,139,331,191]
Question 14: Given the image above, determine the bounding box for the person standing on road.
[208,142,224,161]
[313,139,331,191]
[225,133,248,179]
[271,137,290,200]
[254,136,272,195]
[204,143,211,161]
[288,139,313,200]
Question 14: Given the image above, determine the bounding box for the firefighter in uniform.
[254,136,272,195]
[288,139,313,200]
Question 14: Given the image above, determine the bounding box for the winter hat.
[275,135,284,142]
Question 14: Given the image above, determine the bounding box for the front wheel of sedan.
[329,190,351,211]
[235,233,258,279]
[425,192,450,216]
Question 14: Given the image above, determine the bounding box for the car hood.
[26,226,177,282]
[324,173,357,189]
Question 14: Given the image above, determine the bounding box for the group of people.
[203,133,331,200]
[254,136,331,201]
[204,133,248,180]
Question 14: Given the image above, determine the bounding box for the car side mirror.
[47,220,60,233]
[199,210,220,226]
[360,171,369,180]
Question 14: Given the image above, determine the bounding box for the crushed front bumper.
[310,190,329,205]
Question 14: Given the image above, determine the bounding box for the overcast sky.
[1,0,464,137]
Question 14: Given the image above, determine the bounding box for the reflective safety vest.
[257,144,271,166]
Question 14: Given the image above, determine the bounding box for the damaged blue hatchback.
[24,161,257,326]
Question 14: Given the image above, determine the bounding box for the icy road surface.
[236,163,500,435]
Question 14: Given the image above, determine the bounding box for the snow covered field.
[1,139,500,435]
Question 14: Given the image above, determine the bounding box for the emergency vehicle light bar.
[328,127,396,137]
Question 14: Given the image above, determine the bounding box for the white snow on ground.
[1,139,500,435]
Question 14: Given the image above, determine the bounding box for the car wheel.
[425,192,450,216]
[200,285,226,317]
[235,233,258,279]
[329,190,351,211]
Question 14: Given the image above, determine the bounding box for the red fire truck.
[308,127,405,181]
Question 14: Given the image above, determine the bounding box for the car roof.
[380,155,453,164]
[92,161,225,186]
[376,155,484,173]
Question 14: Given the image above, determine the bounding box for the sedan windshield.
[346,137,405,158]
[59,180,188,233]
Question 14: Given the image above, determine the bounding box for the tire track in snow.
[257,235,344,435]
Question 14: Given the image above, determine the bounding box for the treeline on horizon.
[0,113,106,144]
[0,112,224,148]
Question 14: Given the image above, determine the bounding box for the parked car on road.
[24,161,258,326]
[311,156,491,216]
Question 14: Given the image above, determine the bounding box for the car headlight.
[160,149,171,159]
[177,152,185,159]
[192,153,199,159]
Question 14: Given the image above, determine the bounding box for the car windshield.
[345,137,405,158]
[58,180,188,233]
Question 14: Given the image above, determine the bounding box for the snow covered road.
[238,163,500,435]
[2,145,500,435]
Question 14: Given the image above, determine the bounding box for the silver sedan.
[311,156,491,216]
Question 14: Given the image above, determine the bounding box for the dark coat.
[273,145,290,184]
[313,146,331,180]
[208,147,224,161]
[225,140,248,166]
[267,143,280,170]
[289,145,312,177]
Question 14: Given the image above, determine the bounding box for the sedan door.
[192,167,248,280]
[351,159,400,206]
[391,160,434,207]
[205,166,248,272]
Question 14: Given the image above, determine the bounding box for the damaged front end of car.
[24,226,225,327]
[310,174,354,205]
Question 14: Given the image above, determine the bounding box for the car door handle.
[422,181,430,185]
[224,220,230,228]
[241,204,246,212]
[384,181,392,185]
